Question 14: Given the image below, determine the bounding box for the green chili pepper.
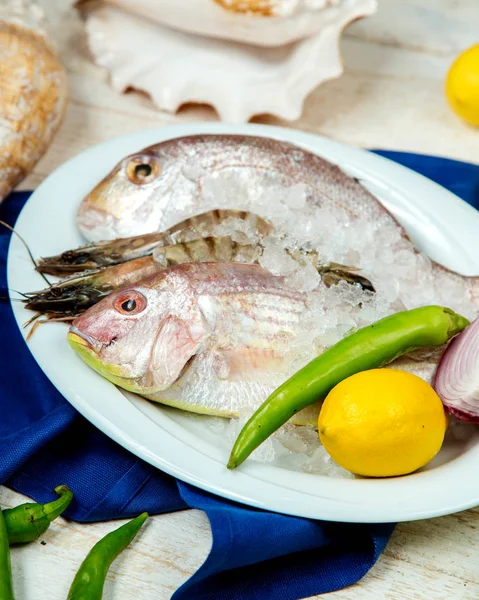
[67,512,148,600]
[227,306,469,470]
[3,485,73,545]
[0,508,15,600]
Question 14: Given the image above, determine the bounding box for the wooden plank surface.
[4,0,479,598]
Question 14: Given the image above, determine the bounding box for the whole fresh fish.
[76,134,406,241]
[65,260,469,422]
[68,262,318,419]
[73,134,479,313]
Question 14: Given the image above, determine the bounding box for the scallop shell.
[83,0,376,123]
[0,19,68,202]
[101,0,374,47]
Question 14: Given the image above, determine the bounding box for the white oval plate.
[8,123,479,523]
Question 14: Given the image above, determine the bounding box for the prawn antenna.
[8,288,30,298]
[0,219,52,287]
[0,287,28,302]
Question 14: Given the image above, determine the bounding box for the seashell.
[83,0,376,123]
[101,0,376,48]
[0,11,68,202]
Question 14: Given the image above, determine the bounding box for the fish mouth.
[68,329,104,368]
[68,328,102,353]
[67,329,143,393]
[77,204,119,241]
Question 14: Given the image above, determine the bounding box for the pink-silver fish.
[68,262,319,420]
[76,134,404,241]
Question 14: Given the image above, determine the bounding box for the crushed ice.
[198,171,478,478]
[223,411,354,478]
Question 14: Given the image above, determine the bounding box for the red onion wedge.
[434,317,479,423]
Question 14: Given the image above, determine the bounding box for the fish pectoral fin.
[147,315,206,391]
[212,348,288,382]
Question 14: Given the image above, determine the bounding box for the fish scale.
[210,292,303,348]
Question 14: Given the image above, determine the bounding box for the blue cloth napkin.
[1,149,477,599]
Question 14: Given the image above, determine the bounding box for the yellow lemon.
[445,44,479,126]
[318,369,447,477]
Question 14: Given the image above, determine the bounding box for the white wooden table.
[3,0,479,598]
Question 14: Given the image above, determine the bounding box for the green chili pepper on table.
[67,512,148,600]
[3,485,73,545]
[0,508,15,600]
[227,306,469,470]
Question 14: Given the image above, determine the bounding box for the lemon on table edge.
[318,369,448,478]
[445,44,479,126]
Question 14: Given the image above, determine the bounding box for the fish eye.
[126,155,160,185]
[122,299,137,312]
[114,290,147,315]
[134,164,151,179]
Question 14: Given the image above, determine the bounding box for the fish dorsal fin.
[146,315,206,391]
